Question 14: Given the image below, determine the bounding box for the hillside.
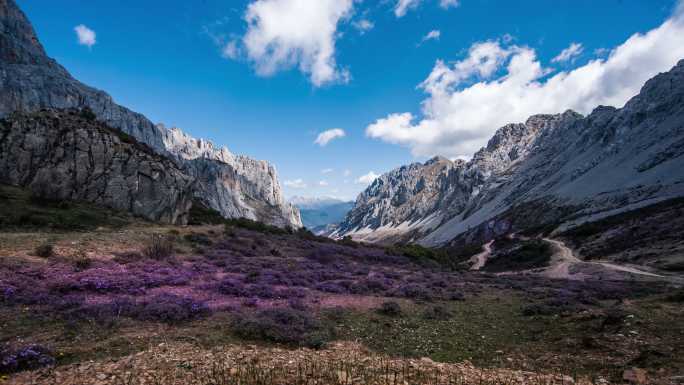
[336,61,684,257]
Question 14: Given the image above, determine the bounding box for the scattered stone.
[623,367,648,384]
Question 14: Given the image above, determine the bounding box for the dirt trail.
[541,238,664,279]
[542,238,583,279]
[469,240,493,270]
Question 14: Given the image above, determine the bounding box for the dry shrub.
[143,235,175,260]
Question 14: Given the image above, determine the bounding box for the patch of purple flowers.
[0,224,669,330]
[0,344,55,374]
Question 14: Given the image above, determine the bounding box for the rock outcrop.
[0,109,193,223]
[0,0,301,228]
[337,60,684,246]
[161,126,300,227]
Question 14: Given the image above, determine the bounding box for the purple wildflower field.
[0,227,665,327]
[0,226,676,380]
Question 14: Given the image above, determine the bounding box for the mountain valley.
[1,0,683,384]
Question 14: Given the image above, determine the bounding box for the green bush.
[187,201,226,225]
[34,243,54,258]
[482,240,552,272]
[79,107,97,121]
[666,289,684,302]
[376,301,402,317]
[386,243,454,268]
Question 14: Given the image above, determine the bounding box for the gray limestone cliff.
[0,0,300,228]
[0,109,193,223]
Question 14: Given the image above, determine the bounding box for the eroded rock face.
[335,112,581,243]
[160,126,301,228]
[0,109,193,224]
[338,61,684,246]
[0,0,301,228]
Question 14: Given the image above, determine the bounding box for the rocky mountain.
[0,0,300,227]
[0,109,193,223]
[336,60,684,246]
[161,126,300,227]
[289,196,354,233]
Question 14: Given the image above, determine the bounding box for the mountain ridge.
[336,60,684,247]
[0,0,300,227]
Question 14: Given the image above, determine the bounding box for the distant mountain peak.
[336,60,684,245]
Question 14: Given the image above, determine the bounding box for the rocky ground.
[5,342,590,385]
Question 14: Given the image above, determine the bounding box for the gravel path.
[469,240,493,270]
[541,238,664,279]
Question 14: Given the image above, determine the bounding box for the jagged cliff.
[0,0,301,227]
[336,61,684,246]
[0,109,193,223]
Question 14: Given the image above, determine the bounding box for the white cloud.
[343,169,351,177]
[314,128,346,146]
[395,0,421,17]
[242,0,354,86]
[321,168,334,174]
[421,30,441,43]
[395,0,458,17]
[356,171,380,185]
[74,25,96,48]
[284,179,307,189]
[366,6,684,159]
[353,19,374,34]
[594,47,610,57]
[318,180,329,186]
[439,0,459,9]
[551,42,583,63]
[222,40,239,59]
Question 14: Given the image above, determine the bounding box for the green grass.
[328,294,684,381]
[482,240,552,272]
[3,290,683,382]
[386,243,478,269]
[333,297,534,366]
[0,184,133,231]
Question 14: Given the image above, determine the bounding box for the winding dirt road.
[470,240,493,270]
[541,238,664,279]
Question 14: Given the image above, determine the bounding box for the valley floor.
[1,191,683,384]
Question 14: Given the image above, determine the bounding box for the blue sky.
[18,0,682,200]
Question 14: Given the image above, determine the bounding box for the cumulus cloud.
[343,169,352,177]
[395,0,458,17]
[366,6,684,158]
[356,171,380,185]
[284,179,307,189]
[551,42,583,63]
[74,25,96,48]
[321,168,334,174]
[421,30,441,43]
[318,180,330,186]
[242,0,354,86]
[314,128,346,146]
